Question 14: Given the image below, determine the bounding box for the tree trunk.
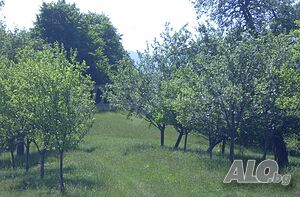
[229,137,235,162]
[273,148,277,161]
[25,141,30,172]
[59,150,65,193]
[262,139,268,160]
[174,131,184,150]
[183,132,188,151]
[207,137,223,159]
[240,0,257,35]
[17,139,24,156]
[208,136,213,159]
[221,140,226,157]
[95,87,101,104]
[160,126,165,147]
[40,150,45,179]
[10,150,15,169]
[262,129,270,160]
[273,134,289,167]
[209,147,213,159]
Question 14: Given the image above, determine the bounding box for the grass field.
[0,112,299,196]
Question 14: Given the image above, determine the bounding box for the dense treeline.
[107,1,300,166]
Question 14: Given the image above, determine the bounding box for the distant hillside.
[129,51,140,63]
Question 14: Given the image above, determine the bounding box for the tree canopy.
[0,43,95,192]
[107,18,300,166]
[193,0,300,34]
[33,0,126,86]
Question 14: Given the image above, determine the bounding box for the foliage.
[276,22,300,116]
[106,25,196,147]
[0,59,20,163]
[192,0,300,34]
[33,0,126,86]
[0,43,95,192]
[1,0,300,194]
[106,54,170,146]
[0,0,4,25]
[107,19,299,164]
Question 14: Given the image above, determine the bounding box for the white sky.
[1,0,198,52]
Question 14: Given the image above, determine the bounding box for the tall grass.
[0,112,299,196]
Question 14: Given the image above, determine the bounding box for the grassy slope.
[0,112,299,197]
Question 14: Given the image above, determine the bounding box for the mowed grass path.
[0,112,299,196]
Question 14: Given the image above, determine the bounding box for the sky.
[1,0,198,52]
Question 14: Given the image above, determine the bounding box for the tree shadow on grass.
[122,143,158,155]
[13,165,102,192]
[121,141,300,171]
[15,168,62,190]
[65,177,105,191]
[75,145,102,153]
[0,150,56,169]
[122,143,200,156]
[289,161,300,168]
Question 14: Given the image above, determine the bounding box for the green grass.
[0,112,299,196]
